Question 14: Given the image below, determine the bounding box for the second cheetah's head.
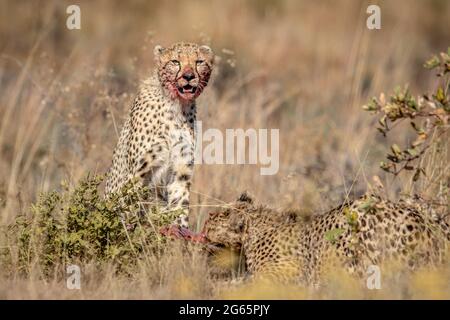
[154,42,214,103]
[202,192,256,249]
[202,192,301,250]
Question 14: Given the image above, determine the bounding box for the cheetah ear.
[237,191,253,204]
[153,45,166,58]
[283,209,299,223]
[199,45,213,55]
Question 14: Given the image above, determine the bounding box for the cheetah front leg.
[135,138,194,228]
[134,141,188,228]
[134,143,193,228]
[166,162,193,228]
[133,140,171,202]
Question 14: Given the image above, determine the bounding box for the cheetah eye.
[196,60,205,65]
[170,60,180,65]
[234,222,244,233]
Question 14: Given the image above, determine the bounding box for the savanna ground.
[0,0,449,299]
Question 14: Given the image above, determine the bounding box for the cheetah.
[169,193,449,285]
[105,42,214,227]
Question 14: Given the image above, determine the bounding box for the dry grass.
[0,0,449,299]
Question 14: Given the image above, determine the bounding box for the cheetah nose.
[182,72,195,81]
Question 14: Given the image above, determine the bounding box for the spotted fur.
[203,193,450,285]
[105,42,214,227]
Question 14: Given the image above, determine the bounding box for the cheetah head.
[202,192,255,249]
[154,42,214,103]
[202,193,301,250]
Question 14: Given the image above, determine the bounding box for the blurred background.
[0,0,449,228]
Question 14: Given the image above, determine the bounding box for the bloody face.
[154,43,214,102]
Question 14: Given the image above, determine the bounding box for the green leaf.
[358,199,375,212]
[378,115,387,128]
[424,55,440,69]
[380,161,391,171]
[345,208,359,224]
[406,148,418,157]
[325,228,345,243]
[436,87,445,102]
[391,144,402,156]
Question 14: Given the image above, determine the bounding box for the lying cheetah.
[174,193,449,285]
[105,42,214,227]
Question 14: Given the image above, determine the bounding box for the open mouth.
[206,242,243,255]
[204,242,229,254]
[177,84,197,95]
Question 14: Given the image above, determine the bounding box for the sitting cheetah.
[185,193,450,285]
[105,42,214,227]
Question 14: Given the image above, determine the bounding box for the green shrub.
[362,48,449,215]
[1,174,180,277]
[363,48,449,182]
